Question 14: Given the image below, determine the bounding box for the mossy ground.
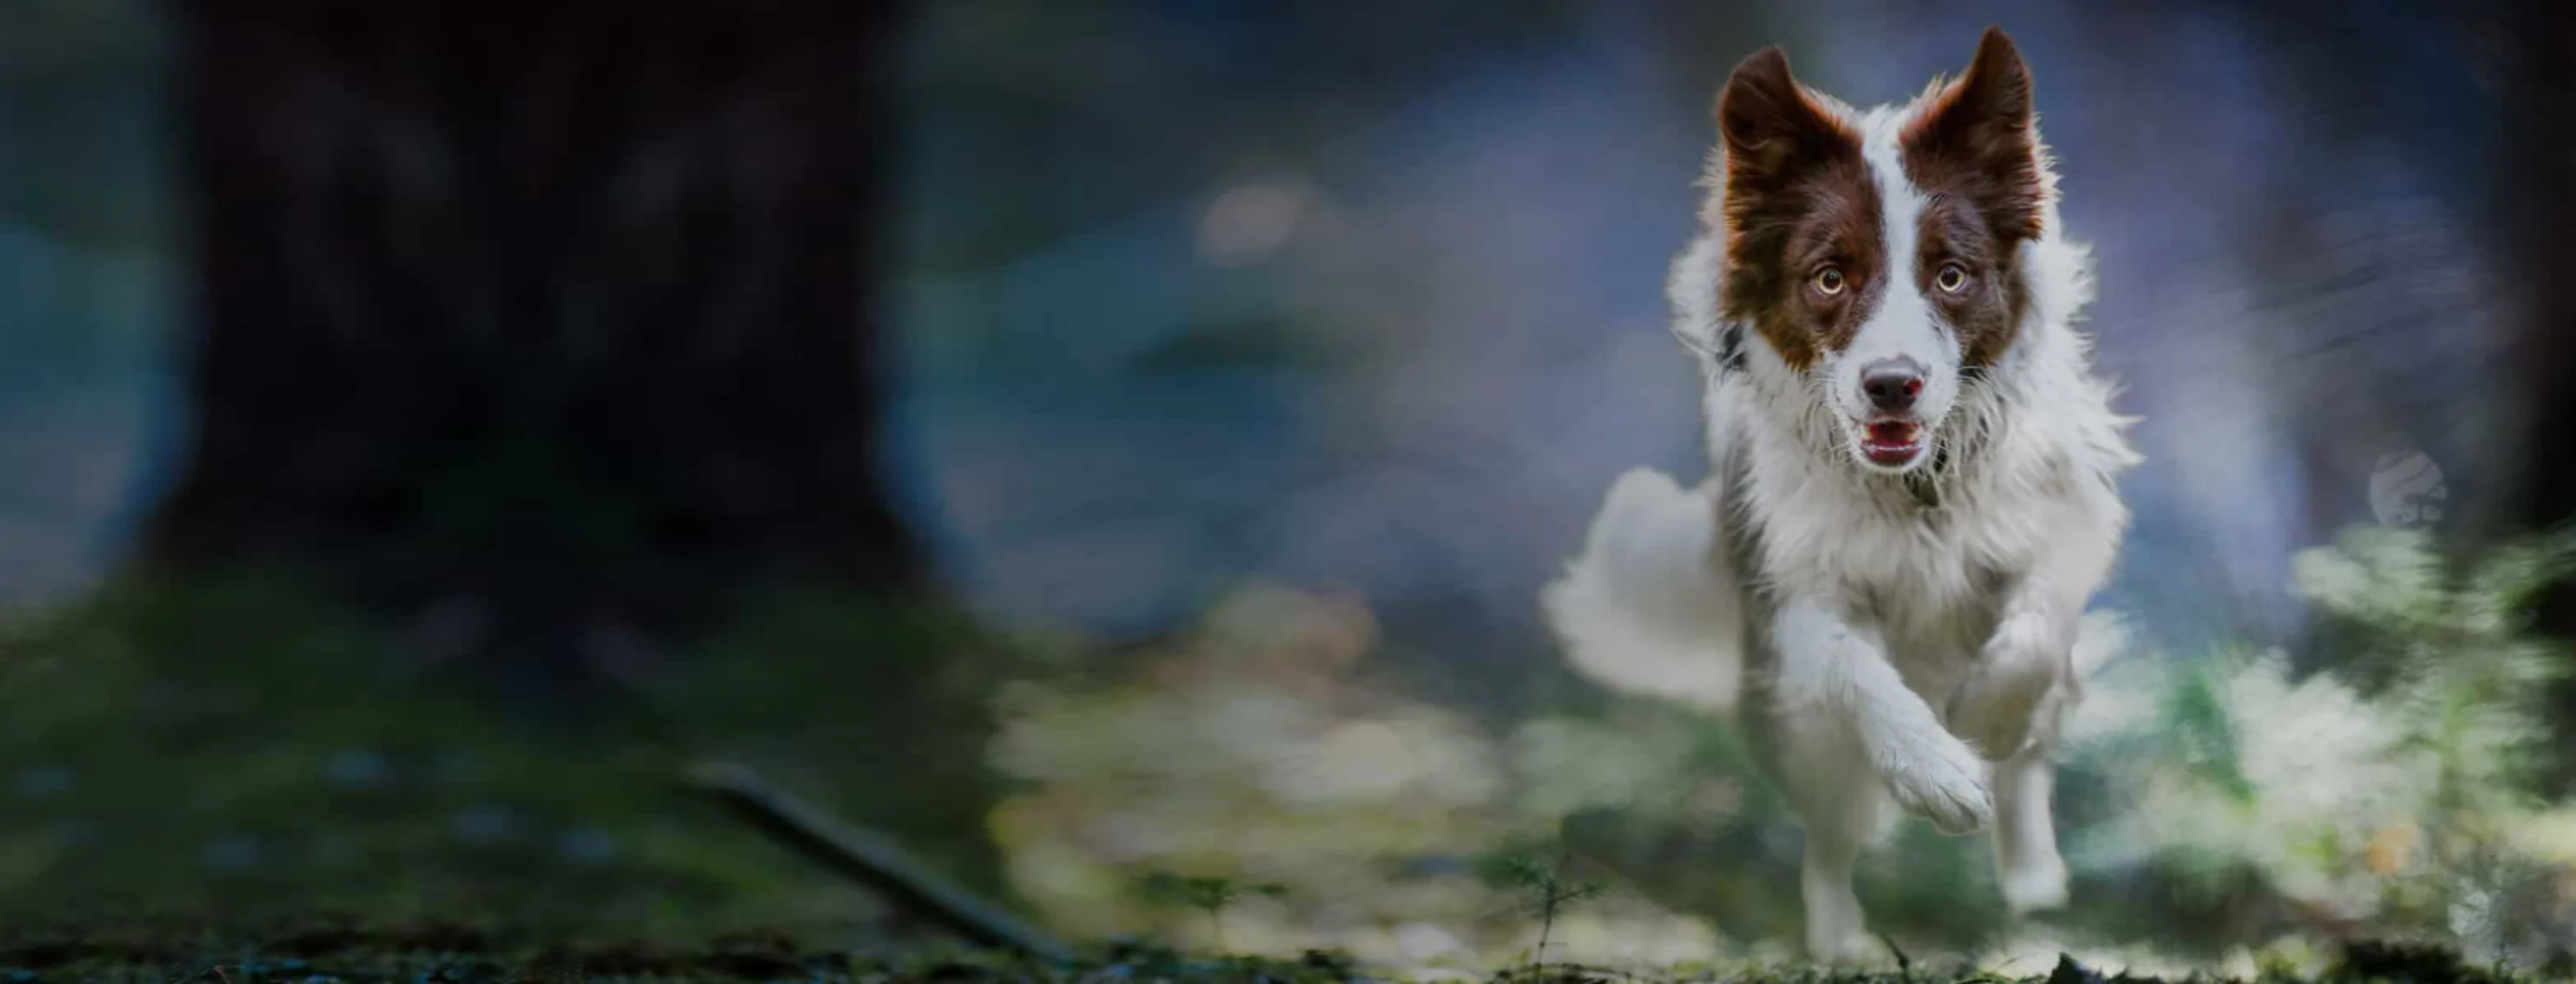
[0,925,2543,984]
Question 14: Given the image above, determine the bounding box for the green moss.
[0,570,1009,937]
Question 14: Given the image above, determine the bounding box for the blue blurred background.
[0,0,2512,657]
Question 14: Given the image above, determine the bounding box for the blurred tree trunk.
[152,0,1022,904]
[2501,0,2576,788]
[150,0,921,691]
[2509,0,2576,533]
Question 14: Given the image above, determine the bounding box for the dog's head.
[1707,27,2051,474]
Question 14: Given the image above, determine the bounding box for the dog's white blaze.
[1832,109,1962,436]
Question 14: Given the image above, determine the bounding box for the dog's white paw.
[1881,736,1993,836]
[1801,893,1881,965]
[1808,928,1886,965]
[1999,851,2071,915]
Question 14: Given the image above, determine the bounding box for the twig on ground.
[683,759,1073,963]
[1881,932,1912,978]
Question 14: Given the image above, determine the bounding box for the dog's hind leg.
[1991,742,2069,914]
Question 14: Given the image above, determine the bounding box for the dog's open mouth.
[1860,420,1925,468]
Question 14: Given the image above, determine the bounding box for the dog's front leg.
[1765,598,1989,961]
[1953,607,2080,915]
[1771,600,1994,836]
[1946,523,2115,915]
[1945,581,2081,915]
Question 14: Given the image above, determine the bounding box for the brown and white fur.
[1540,28,2139,960]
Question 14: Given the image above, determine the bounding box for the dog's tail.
[1540,468,1744,712]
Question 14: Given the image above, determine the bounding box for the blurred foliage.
[986,582,1724,972]
[990,528,2576,977]
[7,524,2576,979]
[1129,870,1290,952]
[2067,526,2576,966]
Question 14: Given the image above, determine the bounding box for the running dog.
[1542,26,2138,960]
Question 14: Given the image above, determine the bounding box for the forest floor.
[0,924,2539,984]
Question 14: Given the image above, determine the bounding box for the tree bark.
[2499,0,2576,789]
[151,0,920,687]
[2506,0,2576,534]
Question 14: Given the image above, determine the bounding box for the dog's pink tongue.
[1868,421,1915,443]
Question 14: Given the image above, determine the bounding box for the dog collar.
[1906,446,1950,510]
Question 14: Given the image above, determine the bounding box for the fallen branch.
[682,759,1073,963]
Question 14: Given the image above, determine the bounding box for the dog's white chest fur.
[1715,348,2127,701]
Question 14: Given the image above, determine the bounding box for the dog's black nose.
[1860,358,1925,412]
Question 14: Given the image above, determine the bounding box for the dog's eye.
[1936,264,1970,293]
[1814,267,1846,297]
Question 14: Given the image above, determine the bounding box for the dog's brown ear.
[1902,25,2044,240]
[1958,26,2035,125]
[1711,46,1865,330]
[1716,46,1844,180]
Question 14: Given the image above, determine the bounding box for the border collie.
[1541,27,2138,960]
